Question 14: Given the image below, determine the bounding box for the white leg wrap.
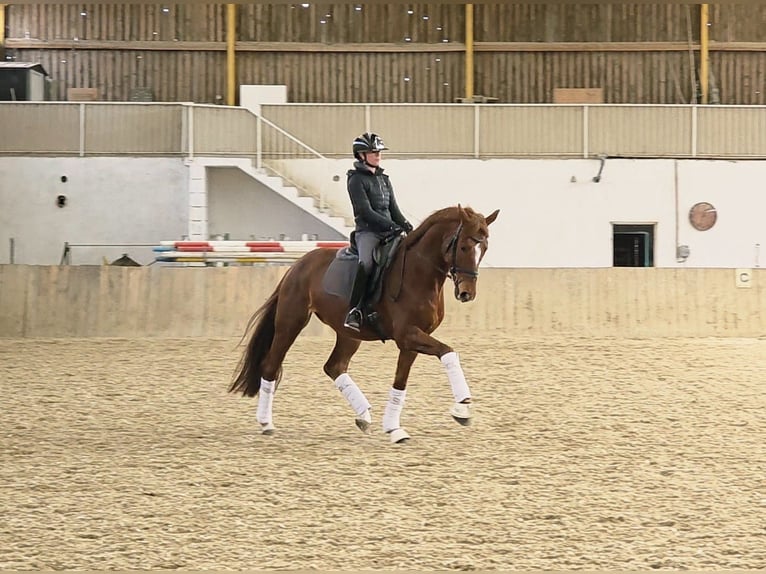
[334,373,371,416]
[382,388,406,433]
[440,351,471,403]
[256,378,276,424]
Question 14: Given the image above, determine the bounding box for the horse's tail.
[229,279,284,397]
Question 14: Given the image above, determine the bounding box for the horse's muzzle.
[452,272,478,302]
[455,286,475,302]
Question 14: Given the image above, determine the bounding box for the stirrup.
[344,309,363,331]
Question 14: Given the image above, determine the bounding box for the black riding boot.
[343,264,371,332]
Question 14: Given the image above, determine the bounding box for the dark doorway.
[613,224,655,267]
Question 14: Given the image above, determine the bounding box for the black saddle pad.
[322,251,358,302]
[321,234,403,304]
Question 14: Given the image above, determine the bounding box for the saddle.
[322,231,404,333]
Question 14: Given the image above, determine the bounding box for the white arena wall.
[1,265,763,339]
[0,157,189,265]
[0,157,345,266]
[2,156,764,268]
[273,157,766,269]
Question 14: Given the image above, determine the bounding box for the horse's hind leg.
[323,335,372,433]
[257,293,311,435]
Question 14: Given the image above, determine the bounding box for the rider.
[343,132,413,332]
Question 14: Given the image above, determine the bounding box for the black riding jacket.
[347,161,410,233]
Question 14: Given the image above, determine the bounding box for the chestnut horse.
[229,205,500,443]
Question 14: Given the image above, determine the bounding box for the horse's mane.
[402,205,479,249]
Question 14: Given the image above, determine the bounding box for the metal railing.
[1,102,765,159]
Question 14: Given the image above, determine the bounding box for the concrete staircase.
[255,163,355,230]
[186,156,354,241]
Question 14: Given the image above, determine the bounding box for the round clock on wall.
[689,202,717,231]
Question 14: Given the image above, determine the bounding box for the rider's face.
[363,151,382,167]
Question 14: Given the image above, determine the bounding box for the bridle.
[393,219,484,302]
[445,222,482,285]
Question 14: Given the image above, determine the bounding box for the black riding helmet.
[352,132,388,161]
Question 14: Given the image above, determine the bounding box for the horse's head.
[444,205,500,302]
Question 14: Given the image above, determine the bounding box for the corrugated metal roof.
[0,62,49,75]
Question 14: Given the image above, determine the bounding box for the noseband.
[446,222,480,284]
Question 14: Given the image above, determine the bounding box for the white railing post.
[365,104,371,133]
[473,105,480,158]
[79,103,86,157]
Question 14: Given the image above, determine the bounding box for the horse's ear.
[457,203,467,220]
[485,209,500,226]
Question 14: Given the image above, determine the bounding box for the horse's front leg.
[383,350,418,444]
[396,326,473,426]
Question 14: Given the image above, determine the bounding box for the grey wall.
[206,167,345,241]
[0,157,188,265]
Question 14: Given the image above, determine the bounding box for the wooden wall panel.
[7,3,766,43]
[7,3,228,42]
[14,48,227,101]
[475,3,698,42]
[236,51,465,103]
[475,51,699,104]
[711,4,766,42]
[16,47,766,105]
[236,3,464,43]
[712,52,766,105]
[5,4,766,105]
[10,3,766,44]
[6,3,463,43]
[14,48,465,103]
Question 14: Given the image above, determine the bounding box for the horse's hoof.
[355,418,372,434]
[355,409,372,434]
[450,402,472,426]
[388,428,410,444]
[261,422,276,435]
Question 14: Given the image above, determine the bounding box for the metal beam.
[14,39,760,53]
[3,0,764,4]
[0,4,6,48]
[700,3,709,104]
[465,4,474,100]
[226,3,236,106]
